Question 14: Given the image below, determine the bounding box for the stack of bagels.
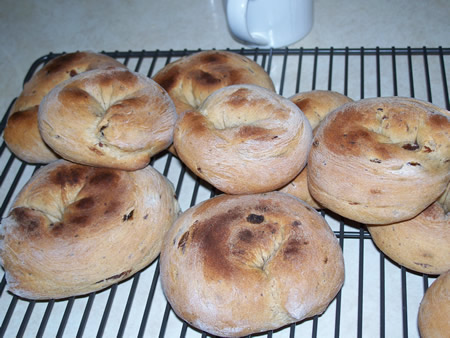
[1,49,449,337]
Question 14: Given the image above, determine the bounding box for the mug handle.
[226,0,269,45]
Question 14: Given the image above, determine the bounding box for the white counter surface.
[0,1,449,337]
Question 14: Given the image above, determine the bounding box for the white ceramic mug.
[226,0,313,48]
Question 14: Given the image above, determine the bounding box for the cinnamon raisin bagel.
[0,160,180,300]
[38,68,177,170]
[4,51,127,163]
[160,192,344,337]
[418,271,450,338]
[280,90,353,208]
[367,185,450,274]
[153,50,275,115]
[308,96,450,224]
[173,84,313,194]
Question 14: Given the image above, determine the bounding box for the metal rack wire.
[0,47,448,338]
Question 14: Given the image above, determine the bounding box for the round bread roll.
[367,186,450,274]
[174,84,313,194]
[289,90,354,130]
[153,50,275,115]
[308,96,450,224]
[418,271,450,338]
[280,90,353,208]
[3,51,127,163]
[38,68,177,171]
[0,160,180,300]
[160,192,345,337]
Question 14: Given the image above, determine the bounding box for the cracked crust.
[308,96,450,224]
[160,192,344,337]
[4,51,127,163]
[0,160,180,299]
[38,68,177,170]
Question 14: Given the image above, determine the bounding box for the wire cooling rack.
[0,47,449,338]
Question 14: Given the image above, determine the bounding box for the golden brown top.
[153,50,275,114]
[289,90,353,129]
[315,97,450,173]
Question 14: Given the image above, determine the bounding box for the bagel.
[3,51,127,163]
[160,192,345,337]
[153,50,275,115]
[367,185,450,274]
[0,160,180,300]
[173,84,313,194]
[280,90,353,208]
[418,271,450,338]
[38,68,177,170]
[308,96,450,224]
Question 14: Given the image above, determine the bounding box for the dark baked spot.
[402,142,419,151]
[88,146,104,156]
[197,167,202,173]
[59,86,90,102]
[370,158,382,163]
[246,214,264,224]
[89,171,119,186]
[178,231,190,252]
[312,140,319,147]
[283,239,301,258]
[11,208,42,235]
[370,189,382,194]
[190,69,221,86]
[143,214,148,220]
[122,209,134,221]
[193,206,244,278]
[238,125,267,139]
[428,112,449,128]
[200,53,226,64]
[226,88,251,107]
[69,69,78,77]
[50,165,87,186]
[104,200,122,216]
[43,52,85,75]
[407,161,421,166]
[349,201,360,205]
[155,66,180,91]
[324,257,328,264]
[293,97,312,112]
[74,197,95,210]
[292,220,302,227]
[67,214,90,226]
[99,69,136,88]
[238,229,254,243]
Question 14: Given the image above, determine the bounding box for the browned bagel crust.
[308,97,450,224]
[0,160,180,300]
[38,68,177,170]
[160,192,344,337]
[280,90,353,208]
[418,271,450,338]
[4,51,127,163]
[153,50,275,115]
[367,198,450,275]
[174,84,313,194]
